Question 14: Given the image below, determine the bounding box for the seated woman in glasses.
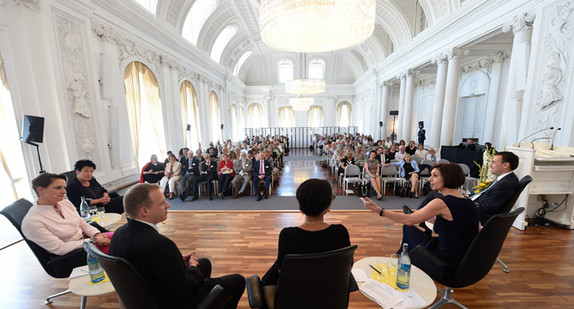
[261,178,351,286]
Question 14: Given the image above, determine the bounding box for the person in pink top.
[22,173,112,255]
[217,153,235,199]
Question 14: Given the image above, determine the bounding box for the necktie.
[260,160,264,174]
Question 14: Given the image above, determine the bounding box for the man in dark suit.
[252,150,272,201]
[471,151,520,224]
[109,183,244,309]
[191,154,218,201]
[179,149,204,201]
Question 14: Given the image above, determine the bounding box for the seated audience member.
[179,150,203,201]
[109,183,244,309]
[217,153,235,199]
[141,154,164,184]
[232,151,253,198]
[364,151,384,200]
[395,145,407,161]
[415,144,428,160]
[261,179,351,286]
[374,147,385,164]
[355,146,366,161]
[361,163,479,277]
[466,139,477,151]
[387,154,420,198]
[384,148,392,164]
[159,153,182,200]
[191,154,218,201]
[23,173,112,255]
[338,151,356,176]
[178,148,189,163]
[164,151,173,165]
[252,150,272,201]
[388,144,397,161]
[471,151,520,224]
[425,147,440,164]
[67,159,124,214]
[406,141,417,156]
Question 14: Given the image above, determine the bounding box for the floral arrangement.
[473,145,497,194]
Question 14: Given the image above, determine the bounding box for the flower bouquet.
[473,145,497,194]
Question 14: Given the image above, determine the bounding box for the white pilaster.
[482,51,509,144]
[440,48,468,146]
[403,72,416,142]
[397,74,407,140]
[430,54,448,149]
[381,82,390,138]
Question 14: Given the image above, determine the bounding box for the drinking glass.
[97,206,105,221]
[388,253,398,281]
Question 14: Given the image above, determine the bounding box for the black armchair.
[410,207,525,309]
[0,198,87,304]
[83,242,231,309]
[246,245,358,309]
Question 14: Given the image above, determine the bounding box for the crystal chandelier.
[259,0,376,53]
[290,97,314,111]
[286,53,326,95]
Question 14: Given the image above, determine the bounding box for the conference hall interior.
[1,0,573,308]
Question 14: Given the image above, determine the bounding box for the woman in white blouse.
[22,173,111,255]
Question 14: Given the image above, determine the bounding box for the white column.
[430,54,448,149]
[403,72,416,142]
[482,51,509,144]
[397,74,407,140]
[440,48,468,146]
[499,12,535,148]
[381,82,391,138]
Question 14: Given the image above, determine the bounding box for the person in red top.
[217,153,235,199]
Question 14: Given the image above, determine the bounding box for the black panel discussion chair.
[83,242,231,309]
[246,245,358,309]
[484,175,532,273]
[1,198,87,304]
[409,207,525,309]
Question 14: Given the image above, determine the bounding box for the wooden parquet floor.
[2,149,574,308]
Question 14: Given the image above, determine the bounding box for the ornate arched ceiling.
[155,0,460,85]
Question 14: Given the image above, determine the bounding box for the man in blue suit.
[109,183,244,308]
[252,150,272,201]
[471,151,520,224]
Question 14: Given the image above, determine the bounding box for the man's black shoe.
[209,195,213,201]
[402,205,414,214]
[179,194,186,201]
[218,193,224,200]
[190,195,198,201]
[263,194,269,199]
[256,194,263,201]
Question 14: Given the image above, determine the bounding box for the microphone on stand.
[517,127,553,148]
[550,128,562,150]
[530,137,551,149]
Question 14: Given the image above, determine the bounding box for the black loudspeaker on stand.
[21,115,46,174]
[389,110,398,144]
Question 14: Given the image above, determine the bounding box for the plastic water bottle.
[86,250,105,283]
[80,196,90,222]
[396,243,411,289]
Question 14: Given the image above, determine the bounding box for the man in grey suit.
[232,151,253,198]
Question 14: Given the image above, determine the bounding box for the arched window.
[182,0,218,45]
[230,104,240,142]
[211,25,238,63]
[233,50,253,76]
[134,0,158,14]
[279,106,294,128]
[247,103,264,128]
[337,101,352,127]
[123,61,166,169]
[0,53,33,206]
[415,1,428,35]
[308,106,323,127]
[308,58,325,80]
[180,81,201,149]
[277,59,293,84]
[209,91,222,142]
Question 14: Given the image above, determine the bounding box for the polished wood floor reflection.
[2,149,574,308]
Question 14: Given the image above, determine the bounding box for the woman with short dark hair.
[66,159,124,214]
[261,178,351,286]
[361,163,479,277]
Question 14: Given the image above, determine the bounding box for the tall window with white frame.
[308,58,325,80]
[123,61,167,170]
[247,103,264,129]
[277,59,293,84]
[279,106,295,128]
[0,52,33,208]
[230,104,240,142]
[210,25,238,63]
[209,91,222,143]
[337,101,352,127]
[308,106,323,128]
[180,81,201,149]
